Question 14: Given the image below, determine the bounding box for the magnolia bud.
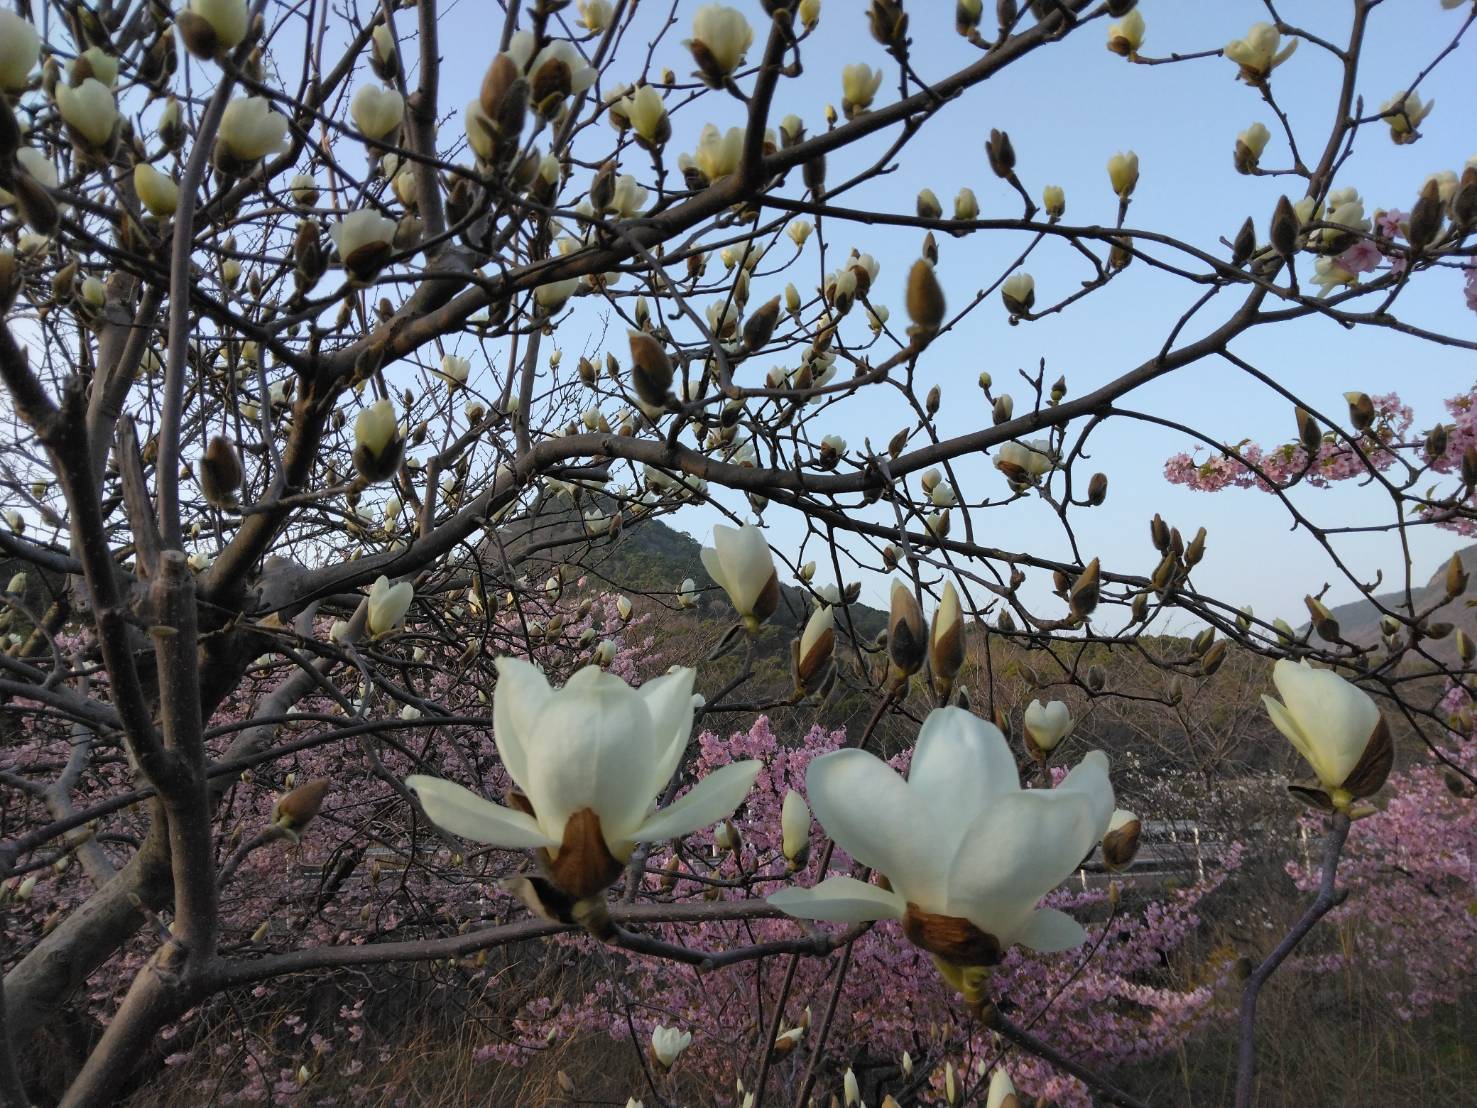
[1101,810,1141,871]
[1232,216,1257,267]
[199,435,244,508]
[1344,391,1375,432]
[272,778,331,836]
[781,789,811,869]
[1069,558,1100,620]
[1407,177,1444,254]
[986,128,1015,179]
[1270,195,1299,259]
[1087,472,1108,505]
[1295,406,1322,456]
[1446,554,1469,598]
[628,330,673,406]
[905,258,946,339]
[888,579,927,685]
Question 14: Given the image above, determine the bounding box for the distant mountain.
[1314,543,1476,659]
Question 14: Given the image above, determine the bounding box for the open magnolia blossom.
[1261,659,1392,811]
[407,660,760,902]
[769,707,1114,967]
[1225,21,1297,82]
[700,523,779,632]
[692,124,744,183]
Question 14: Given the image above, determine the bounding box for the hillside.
[1315,542,1477,658]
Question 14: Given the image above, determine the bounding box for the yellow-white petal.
[406,774,559,848]
[768,876,907,923]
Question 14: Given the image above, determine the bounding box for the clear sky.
[390,2,1476,620]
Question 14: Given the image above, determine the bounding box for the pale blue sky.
[408,1,1476,620]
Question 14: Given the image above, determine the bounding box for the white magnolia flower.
[610,173,649,217]
[687,5,754,84]
[650,1025,692,1069]
[187,0,249,52]
[769,707,1114,961]
[218,96,289,162]
[1238,121,1271,161]
[1107,9,1145,56]
[367,576,413,636]
[701,524,780,630]
[289,174,319,205]
[440,354,471,389]
[578,0,614,32]
[1107,150,1139,199]
[56,78,119,147]
[620,85,669,145]
[0,11,41,92]
[678,577,698,608]
[1000,272,1035,315]
[1023,699,1071,754]
[954,187,979,222]
[841,63,884,114]
[528,40,598,111]
[843,1068,860,1107]
[407,660,759,898]
[1311,256,1357,297]
[535,276,581,314]
[134,164,180,218]
[351,85,405,140]
[694,124,744,182]
[330,210,397,281]
[788,220,813,247]
[1261,659,1391,806]
[1225,22,1297,81]
[1042,184,1065,219]
[994,438,1052,481]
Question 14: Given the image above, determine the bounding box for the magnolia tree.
[0,0,1474,1105]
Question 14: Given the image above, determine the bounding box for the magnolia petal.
[806,748,946,908]
[640,667,699,796]
[1055,750,1116,834]
[406,775,558,849]
[522,669,659,845]
[492,657,554,791]
[631,759,760,843]
[906,708,1021,856]
[768,876,907,923]
[1017,907,1087,952]
[945,756,1113,943]
[1261,693,1317,768]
